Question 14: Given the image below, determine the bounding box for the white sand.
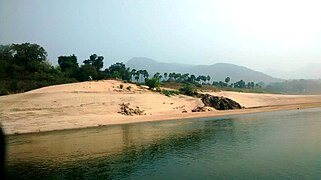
[1,80,321,135]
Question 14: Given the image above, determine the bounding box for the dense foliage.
[0,43,73,95]
[145,78,160,89]
[0,43,137,95]
[179,84,197,96]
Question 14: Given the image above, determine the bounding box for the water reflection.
[6,108,321,179]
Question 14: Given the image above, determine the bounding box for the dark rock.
[118,103,146,116]
[192,106,207,112]
[199,94,242,110]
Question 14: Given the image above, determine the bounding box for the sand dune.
[1,80,321,135]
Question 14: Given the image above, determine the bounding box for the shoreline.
[6,102,321,136]
[2,80,321,136]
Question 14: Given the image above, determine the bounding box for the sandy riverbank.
[1,80,321,135]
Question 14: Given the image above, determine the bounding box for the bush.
[145,78,160,89]
[195,83,202,88]
[162,89,179,97]
[126,86,132,91]
[179,84,197,96]
[120,84,123,89]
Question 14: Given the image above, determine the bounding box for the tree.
[12,43,47,64]
[83,54,104,71]
[234,80,246,88]
[137,70,143,83]
[142,70,149,82]
[0,45,14,79]
[76,64,97,81]
[206,75,211,84]
[10,43,48,73]
[189,74,196,83]
[225,77,230,84]
[164,72,168,81]
[58,55,78,71]
[135,72,140,82]
[153,72,161,79]
[181,73,189,82]
[174,73,181,81]
[212,81,227,87]
[250,82,255,88]
[179,84,197,96]
[131,69,137,82]
[107,62,130,80]
[195,76,201,84]
[145,78,160,89]
[0,43,75,94]
[247,82,251,88]
[168,73,175,81]
[58,55,79,78]
[197,75,207,84]
[201,75,207,84]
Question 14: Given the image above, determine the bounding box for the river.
[5,108,321,179]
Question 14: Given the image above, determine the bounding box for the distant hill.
[126,57,282,84]
[265,63,321,79]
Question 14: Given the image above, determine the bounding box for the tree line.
[0,43,263,95]
[212,77,263,89]
[0,43,139,94]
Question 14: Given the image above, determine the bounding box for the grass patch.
[161,89,179,97]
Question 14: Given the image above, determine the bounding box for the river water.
[5,108,321,179]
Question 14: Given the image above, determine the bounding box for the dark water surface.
[5,108,321,179]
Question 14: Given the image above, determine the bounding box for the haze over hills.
[265,63,321,80]
[126,57,283,84]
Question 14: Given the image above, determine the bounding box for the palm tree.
[174,73,181,81]
[225,77,230,84]
[182,73,189,82]
[190,74,196,83]
[164,72,168,81]
[142,70,149,82]
[196,76,201,84]
[169,72,175,81]
[136,70,143,83]
[131,69,136,82]
[135,74,139,82]
[206,75,211,84]
[153,72,160,79]
[201,75,207,84]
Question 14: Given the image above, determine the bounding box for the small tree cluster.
[212,76,262,89]
[145,78,160,89]
[179,84,198,96]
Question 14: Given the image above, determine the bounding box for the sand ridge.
[1,80,321,135]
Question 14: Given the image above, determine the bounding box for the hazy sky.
[1,0,321,72]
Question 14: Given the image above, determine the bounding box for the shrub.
[120,84,123,89]
[162,89,179,97]
[179,84,197,96]
[145,78,160,89]
[195,83,202,88]
[126,86,132,91]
